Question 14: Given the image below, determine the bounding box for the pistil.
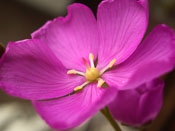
[85,67,99,81]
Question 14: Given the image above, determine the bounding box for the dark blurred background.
[0,0,175,131]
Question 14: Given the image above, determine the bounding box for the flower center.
[67,53,116,91]
[85,67,100,81]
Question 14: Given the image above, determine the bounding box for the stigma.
[67,53,116,91]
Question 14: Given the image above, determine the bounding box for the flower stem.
[101,106,122,131]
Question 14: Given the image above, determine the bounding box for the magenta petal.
[103,25,175,89]
[32,3,99,71]
[97,0,148,68]
[0,39,84,100]
[108,79,164,127]
[32,84,117,130]
[137,0,149,10]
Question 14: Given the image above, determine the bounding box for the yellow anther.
[89,53,94,61]
[109,58,116,68]
[67,69,76,74]
[97,78,105,88]
[74,86,83,91]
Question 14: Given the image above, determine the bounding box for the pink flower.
[109,79,164,127]
[0,0,174,130]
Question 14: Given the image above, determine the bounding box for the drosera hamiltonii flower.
[108,79,164,127]
[0,0,175,130]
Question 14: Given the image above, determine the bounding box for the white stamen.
[89,53,95,68]
[100,58,116,75]
[97,78,105,88]
[74,81,90,91]
[67,69,85,76]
